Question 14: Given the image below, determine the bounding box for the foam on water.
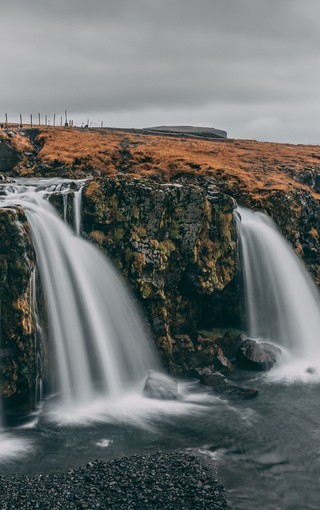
[0,433,33,462]
[45,379,218,428]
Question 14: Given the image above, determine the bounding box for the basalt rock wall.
[82,176,241,373]
[1,129,320,405]
[0,208,37,420]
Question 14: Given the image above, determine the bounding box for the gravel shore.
[0,451,230,509]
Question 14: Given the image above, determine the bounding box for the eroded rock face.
[0,208,36,420]
[0,140,21,172]
[82,176,240,371]
[0,131,320,415]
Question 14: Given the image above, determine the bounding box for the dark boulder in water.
[236,339,281,371]
[192,366,258,399]
[143,371,181,400]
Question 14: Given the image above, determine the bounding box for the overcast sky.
[0,0,319,144]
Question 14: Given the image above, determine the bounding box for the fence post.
[101,121,103,128]
[53,114,56,127]
[45,115,47,126]
[20,114,23,127]
[5,113,8,127]
[30,114,33,127]
[38,113,41,126]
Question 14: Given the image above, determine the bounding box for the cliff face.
[0,207,37,418]
[0,127,320,412]
[82,176,240,373]
[0,139,21,172]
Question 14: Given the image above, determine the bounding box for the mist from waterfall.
[0,178,159,414]
[237,206,320,379]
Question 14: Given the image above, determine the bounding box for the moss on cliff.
[82,176,240,370]
[1,126,320,385]
[0,208,36,418]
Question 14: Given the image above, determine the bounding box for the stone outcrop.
[0,139,21,172]
[0,207,37,420]
[82,176,240,372]
[1,128,320,415]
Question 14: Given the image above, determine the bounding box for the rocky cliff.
[0,126,320,414]
[0,206,37,419]
[82,176,240,373]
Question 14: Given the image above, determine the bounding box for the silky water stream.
[0,178,227,469]
[1,185,320,509]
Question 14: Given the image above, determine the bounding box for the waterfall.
[0,178,158,410]
[73,184,83,236]
[31,269,44,405]
[237,206,320,375]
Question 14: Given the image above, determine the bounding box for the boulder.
[236,339,281,371]
[143,371,180,400]
[0,140,21,172]
[192,366,258,399]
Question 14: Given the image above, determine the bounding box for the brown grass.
[0,131,33,154]
[36,129,122,175]
[6,127,320,199]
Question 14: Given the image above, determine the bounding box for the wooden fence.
[0,111,105,129]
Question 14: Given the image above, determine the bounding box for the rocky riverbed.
[0,451,229,510]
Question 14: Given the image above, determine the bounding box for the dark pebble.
[0,451,230,509]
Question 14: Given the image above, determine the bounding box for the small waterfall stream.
[0,178,158,414]
[237,206,320,376]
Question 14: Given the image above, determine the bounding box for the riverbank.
[0,450,230,509]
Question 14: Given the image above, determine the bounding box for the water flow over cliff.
[0,178,158,412]
[237,206,320,379]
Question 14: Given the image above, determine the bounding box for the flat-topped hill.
[145,125,227,139]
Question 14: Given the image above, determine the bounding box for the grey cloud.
[0,0,319,143]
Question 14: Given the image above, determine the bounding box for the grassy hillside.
[1,127,320,200]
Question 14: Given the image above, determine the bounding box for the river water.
[1,373,320,509]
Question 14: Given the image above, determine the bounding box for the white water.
[0,178,159,413]
[73,185,83,235]
[237,207,320,380]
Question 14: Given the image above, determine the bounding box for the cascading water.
[236,206,320,377]
[73,184,84,236]
[0,178,159,414]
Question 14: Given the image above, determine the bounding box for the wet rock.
[192,366,258,399]
[0,139,21,172]
[237,339,281,371]
[143,370,180,400]
[0,208,37,418]
[82,176,240,372]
